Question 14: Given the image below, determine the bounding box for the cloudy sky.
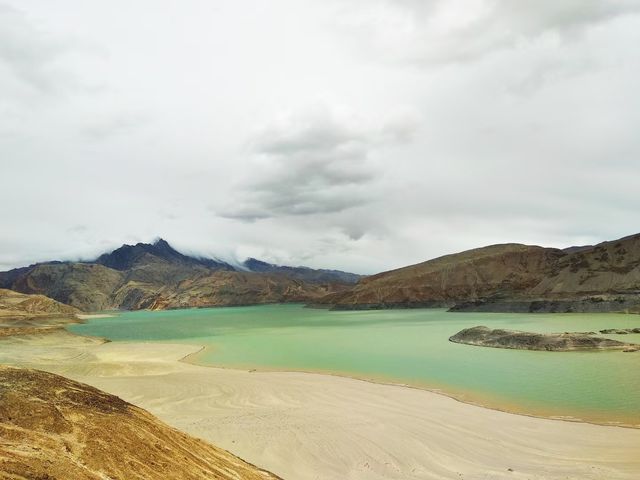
[2,0,640,274]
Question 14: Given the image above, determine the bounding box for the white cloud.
[218,102,418,221]
[335,0,640,66]
[0,0,639,274]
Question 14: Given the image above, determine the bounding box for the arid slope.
[0,365,279,480]
[0,288,80,318]
[317,233,640,311]
[317,243,561,308]
[0,289,81,338]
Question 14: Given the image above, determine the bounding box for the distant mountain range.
[241,257,360,284]
[3,233,640,314]
[315,233,640,313]
[0,239,360,311]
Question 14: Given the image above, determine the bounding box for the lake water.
[68,304,640,426]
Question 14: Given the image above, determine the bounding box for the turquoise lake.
[68,304,640,426]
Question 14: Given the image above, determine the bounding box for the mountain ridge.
[315,233,640,313]
[0,240,359,311]
[93,238,234,271]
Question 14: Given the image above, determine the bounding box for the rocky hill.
[0,365,279,480]
[0,289,81,338]
[316,233,640,312]
[0,239,356,311]
[0,288,80,318]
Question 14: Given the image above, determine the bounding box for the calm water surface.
[69,305,640,426]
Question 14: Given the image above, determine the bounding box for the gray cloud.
[0,0,639,275]
[81,112,147,140]
[0,3,73,94]
[337,0,640,65]
[218,104,418,222]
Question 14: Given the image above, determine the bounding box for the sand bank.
[76,313,117,319]
[1,335,638,480]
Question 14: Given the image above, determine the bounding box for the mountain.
[315,233,640,313]
[243,257,361,284]
[0,239,355,311]
[94,238,233,271]
[0,365,279,480]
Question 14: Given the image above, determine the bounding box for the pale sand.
[1,337,639,480]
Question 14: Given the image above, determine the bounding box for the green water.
[68,305,640,425]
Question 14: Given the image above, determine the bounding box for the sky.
[1,0,640,274]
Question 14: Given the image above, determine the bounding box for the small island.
[600,327,640,334]
[449,326,639,352]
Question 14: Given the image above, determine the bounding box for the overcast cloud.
[218,103,418,222]
[1,0,639,274]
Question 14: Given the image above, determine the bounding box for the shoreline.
[76,313,118,320]
[178,341,640,430]
[60,308,640,430]
[2,333,640,479]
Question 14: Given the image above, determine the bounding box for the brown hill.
[0,289,82,339]
[0,365,279,480]
[0,288,80,318]
[316,234,640,312]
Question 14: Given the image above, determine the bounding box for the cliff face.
[0,240,355,312]
[0,365,279,480]
[317,234,640,312]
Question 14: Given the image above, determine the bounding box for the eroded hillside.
[0,365,279,480]
[316,234,640,312]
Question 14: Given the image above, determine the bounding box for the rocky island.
[449,326,639,352]
[600,327,640,334]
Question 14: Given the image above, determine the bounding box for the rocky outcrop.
[0,240,356,312]
[449,326,639,352]
[0,365,279,480]
[600,328,640,334]
[315,233,640,312]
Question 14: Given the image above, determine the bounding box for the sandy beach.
[0,333,638,480]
